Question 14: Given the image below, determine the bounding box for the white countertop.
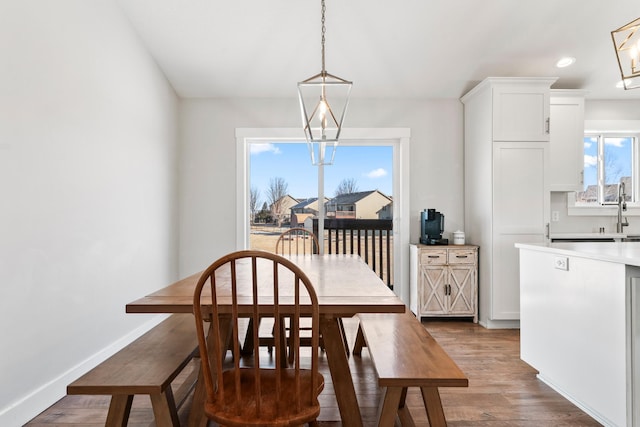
[549,232,627,240]
[515,241,640,267]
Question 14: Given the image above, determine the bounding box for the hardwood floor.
[25,318,601,426]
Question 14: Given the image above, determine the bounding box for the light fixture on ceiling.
[611,17,640,89]
[298,0,352,166]
[556,57,576,68]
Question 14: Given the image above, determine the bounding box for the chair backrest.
[275,227,320,255]
[193,250,321,422]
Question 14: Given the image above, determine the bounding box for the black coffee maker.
[420,209,448,245]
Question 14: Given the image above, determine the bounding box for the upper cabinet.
[490,78,555,141]
[549,90,586,192]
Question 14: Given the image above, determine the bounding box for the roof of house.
[329,190,391,205]
[290,197,327,210]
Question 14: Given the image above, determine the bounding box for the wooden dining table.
[126,254,406,427]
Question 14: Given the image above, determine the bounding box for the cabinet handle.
[456,255,468,259]
[546,117,550,134]
[428,255,440,258]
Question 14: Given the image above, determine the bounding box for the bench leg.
[105,394,133,427]
[396,387,416,427]
[241,317,256,355]
[420,386,447,427]
[352,323,366,356]
[150,386,180,427]
[377,386,403,427]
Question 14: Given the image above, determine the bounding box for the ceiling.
[118,0,640,100]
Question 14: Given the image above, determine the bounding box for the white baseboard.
[537,373,615,427]
[479,318,520,329]
[0,314,168,427]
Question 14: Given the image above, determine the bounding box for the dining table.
[126,253,407,427]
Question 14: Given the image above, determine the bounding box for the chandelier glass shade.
[612,17,640,90]
[298,0,352,165]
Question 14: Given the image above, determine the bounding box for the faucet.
[617,181,629,233]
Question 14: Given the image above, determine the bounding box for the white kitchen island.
[517,242,640,427]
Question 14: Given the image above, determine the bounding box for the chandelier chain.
[321,0,326,74]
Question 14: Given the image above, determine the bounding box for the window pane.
[603,137,632,202]
[577,135,598,203]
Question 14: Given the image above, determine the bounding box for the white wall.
[0,1,178,425]
[178,98,464,276]
[550,100,640,235]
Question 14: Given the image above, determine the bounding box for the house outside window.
[576,133,637,206]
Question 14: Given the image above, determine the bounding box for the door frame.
[235,127,411,303]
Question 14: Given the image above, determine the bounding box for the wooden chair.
[275,227,320,255]
[274,227,350,362]
[193,250,324,427]
[272,228,321,362]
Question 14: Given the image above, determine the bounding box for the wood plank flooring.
[25,318,602,426]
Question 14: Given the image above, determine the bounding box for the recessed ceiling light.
[616,80,625,89]
[556,57,576,68]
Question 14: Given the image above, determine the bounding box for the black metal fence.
[313,218,393,288]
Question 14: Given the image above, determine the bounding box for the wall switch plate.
[554,256,569,271]
[551,211,560,222]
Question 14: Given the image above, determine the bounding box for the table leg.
[320,316,363,427]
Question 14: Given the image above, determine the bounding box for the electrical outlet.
[554,256,569,271]
[551,211,560,222]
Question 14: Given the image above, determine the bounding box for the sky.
[250,142,393,206]
[583,136,632,190]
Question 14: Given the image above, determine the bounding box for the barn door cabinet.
[410,244,478,323]
[461,77,555,328]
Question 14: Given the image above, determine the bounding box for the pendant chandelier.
[298,0,352,165]
[612,17,640,90]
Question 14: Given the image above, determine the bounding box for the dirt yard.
[249,224,289,252]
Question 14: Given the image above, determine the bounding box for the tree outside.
[267,177,289,227]
[335,178,359,196]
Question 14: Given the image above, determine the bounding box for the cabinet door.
[549,94,584,192]
[448,265,476,315]
[419,265,448,315]
[493,84,550,142]
[493,143,549,320]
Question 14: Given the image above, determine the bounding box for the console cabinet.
[410,244,478,322]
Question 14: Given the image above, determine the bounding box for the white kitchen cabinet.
[492,81,552,142]
[461,77,555,328]
[410,244,478,322]
[549,90,586,192]
[518,243,640,427]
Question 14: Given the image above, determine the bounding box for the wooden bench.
[354,310,468,427]
[67,314,199,427]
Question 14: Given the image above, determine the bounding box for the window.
[236,127,410,302]
[576,133,637,205]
